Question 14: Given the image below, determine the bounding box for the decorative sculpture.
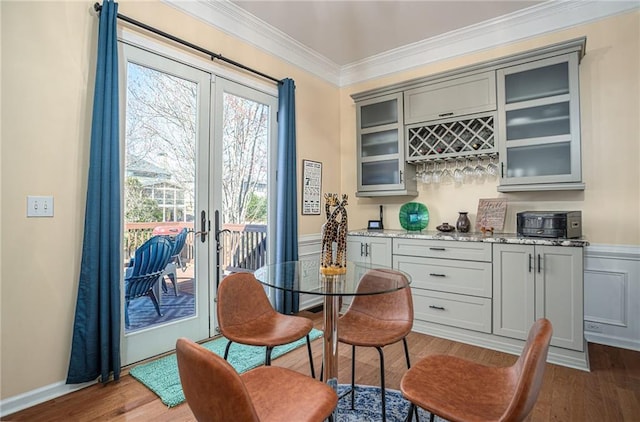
[320,193,348,275]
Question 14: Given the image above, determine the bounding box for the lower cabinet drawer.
[412,289,492,333]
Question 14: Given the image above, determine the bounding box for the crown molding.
[162,0,342,85]
[164,0,639,88]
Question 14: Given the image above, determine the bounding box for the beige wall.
[340,11,640,246]
[0,0,339,399]
[1,0,638,403]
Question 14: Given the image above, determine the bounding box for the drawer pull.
[429,305,446,311]
[429,273,446,277]
[429,247,446,251]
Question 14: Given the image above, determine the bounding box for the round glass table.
[254,260,411,397]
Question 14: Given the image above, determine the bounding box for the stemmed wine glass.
[486,155,499,180]
[453,158,464,185]
[463,157,475,184]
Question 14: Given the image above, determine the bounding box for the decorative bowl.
[399,202,429,231]
[436,222,455,232]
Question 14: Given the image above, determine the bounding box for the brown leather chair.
[338,268,413,422]
[217,272,316,377]
[400,318,553,422]
[176,338,337,422]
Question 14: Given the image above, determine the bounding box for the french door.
[120,43,277,364]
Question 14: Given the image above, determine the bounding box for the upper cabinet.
[497,53,584,191]
[404,71,496,124]
[351,37,586,194]
[355,93,417,197]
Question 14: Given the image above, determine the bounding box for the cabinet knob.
[429,273,446,277]
[439,112,454,117]
[429,305,446,311]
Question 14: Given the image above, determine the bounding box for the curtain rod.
[93,2,282,85]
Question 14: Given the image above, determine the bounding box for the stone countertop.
[348,229,590,247]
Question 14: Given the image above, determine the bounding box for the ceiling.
[232,1,544,66]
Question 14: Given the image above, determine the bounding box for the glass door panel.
[361,130,399,157]
[360,98,398,128]
[506,102,570,140]
[504,62,569,103]
[121,44,210,365]
[361,160,400,186]
[506,142,572,178]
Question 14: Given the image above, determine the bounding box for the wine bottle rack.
[406,112,496,162]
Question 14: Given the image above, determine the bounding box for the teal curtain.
[67,0,121,384]
[274,78,299,314]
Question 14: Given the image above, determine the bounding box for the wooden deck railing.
[124,222,267,272]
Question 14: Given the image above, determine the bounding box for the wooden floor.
[5,311,640,421]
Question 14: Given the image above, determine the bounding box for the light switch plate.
[27,195,54,217]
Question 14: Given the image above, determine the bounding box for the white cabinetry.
[493,244,584,351]
[355,93,417,197]
[347,235,392,266]
[497,53,583,191]
[393,238,493,334]
[404,70,496,124]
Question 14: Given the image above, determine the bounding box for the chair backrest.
[176,338,260,422]
[347,268,413,326]
[170,228,188,258]
[217,272,274,332]
[503,318,553,421]
[125,236,173,299]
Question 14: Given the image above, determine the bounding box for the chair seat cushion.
[400,354,518,422]
[242,366,337,422]
[223,312,314,348]
[338,310,412,347]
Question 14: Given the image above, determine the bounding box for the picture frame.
[476,198,507,231]
[302,159,322,215]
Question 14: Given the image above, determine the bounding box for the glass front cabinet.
[356,93,417,196]
[497,53,584,191]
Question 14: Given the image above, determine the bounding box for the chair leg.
[350,345,356,409]
[405,403,415,422]
[403,337,411,369]
[147,290,162,317]
[223,341,233,360]
[168,272,178,296]
[265,346,274,365]
[305,334,316,378]
[376,346,387,422]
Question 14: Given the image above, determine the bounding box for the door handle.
[195,210,208,243]
[538,254,542,274]
[529,254,533,273]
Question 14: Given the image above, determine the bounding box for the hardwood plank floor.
[4,311,640,421]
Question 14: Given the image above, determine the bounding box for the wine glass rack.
[406,112,496,162]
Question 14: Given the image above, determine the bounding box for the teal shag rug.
[129,328,323,407]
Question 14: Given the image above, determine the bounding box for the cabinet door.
[535,246,584,351]
[404,71,496,124]
[493,244,535,340]
[356,93,417,196]
[346,236,392,267]
[497,54,582,188]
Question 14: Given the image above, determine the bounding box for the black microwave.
[517,211,582,239]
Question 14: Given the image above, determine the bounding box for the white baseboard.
[0,380,95,418]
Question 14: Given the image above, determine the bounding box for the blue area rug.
[337,385,441,422]
[129,328,323,407]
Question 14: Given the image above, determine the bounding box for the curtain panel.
[274,78,299,314]
[67,0,121,384]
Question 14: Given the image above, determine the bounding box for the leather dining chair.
[176,338,338,422]
[400,318,553,422]
[338,268,413,422]
[217,272,316,377]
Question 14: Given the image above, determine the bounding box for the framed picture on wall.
[302,159,322,215]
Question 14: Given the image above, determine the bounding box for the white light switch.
[27,195,54,217]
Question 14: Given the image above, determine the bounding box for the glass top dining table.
[254,260,411,399]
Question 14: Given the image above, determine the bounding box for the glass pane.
[361,99,398,128]
[505,62,569,103]
[506,102,570,140]
[124,62,197,333]
[506,142,571,178]
[361,129,398,157]
[220,92,268,273]
[362,160,400,186]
